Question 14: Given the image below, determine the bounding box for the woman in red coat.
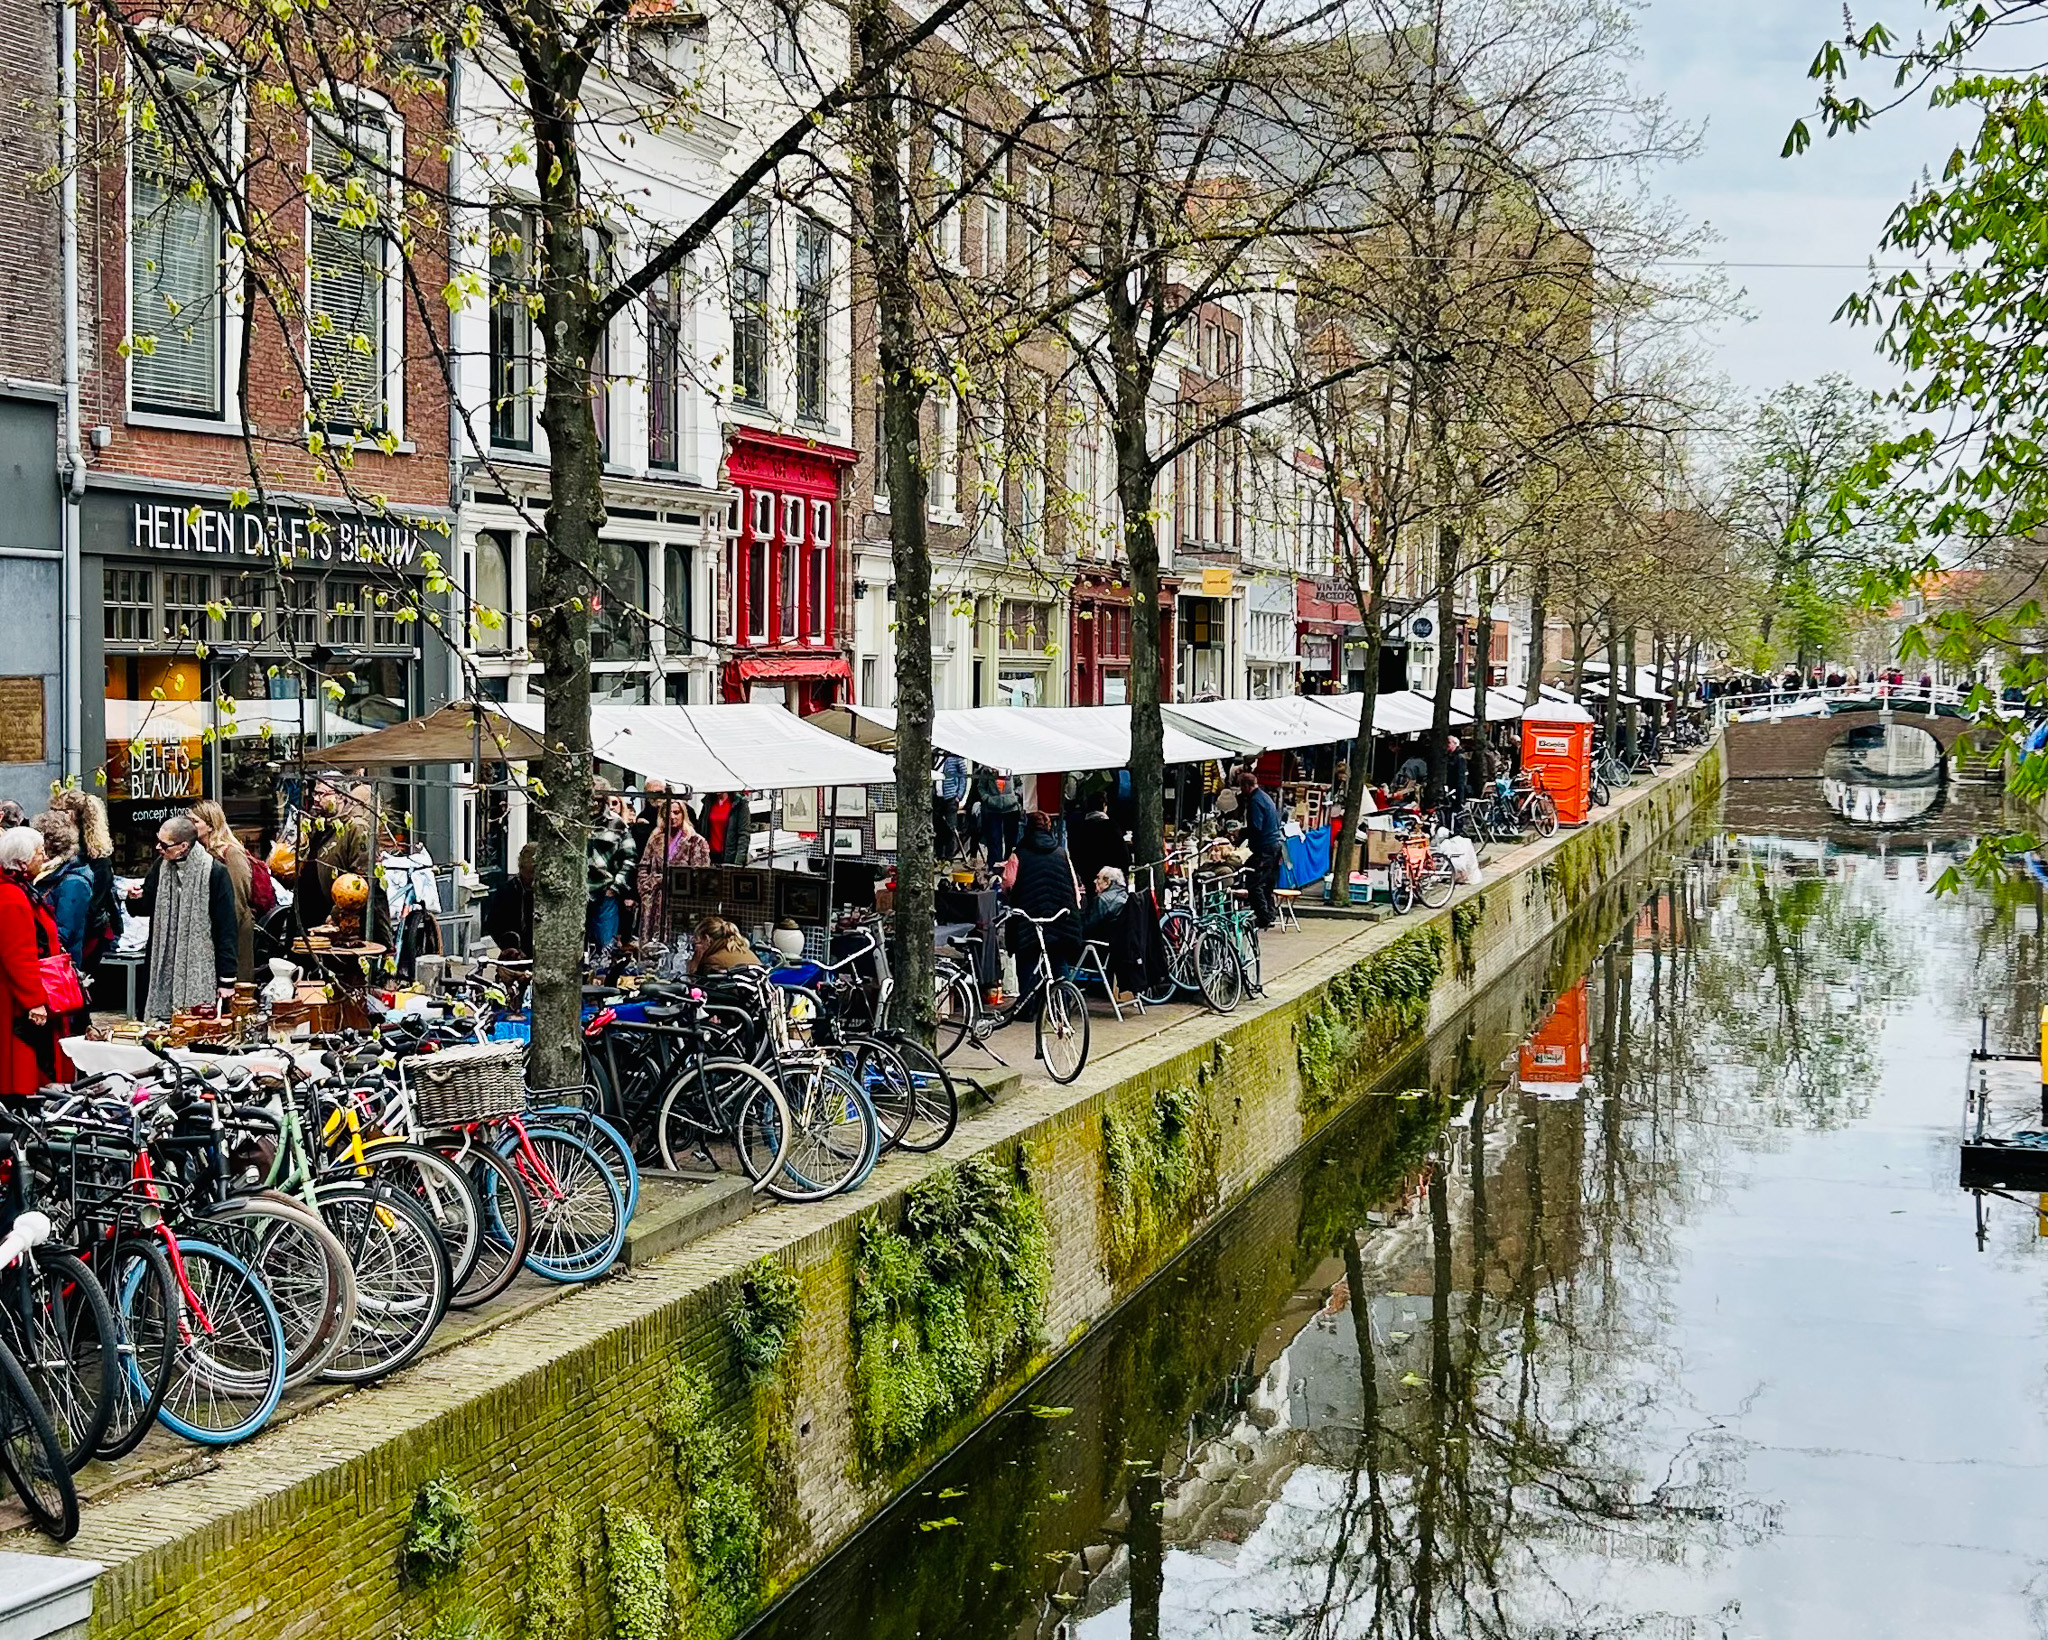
[0,826,70,1096]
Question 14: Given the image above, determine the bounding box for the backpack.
[83,862,121,962]
[249,856,278,916]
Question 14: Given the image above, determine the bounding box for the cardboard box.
[1363,826,1401,866]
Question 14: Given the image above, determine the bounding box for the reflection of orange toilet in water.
[1519,979,1590,1098]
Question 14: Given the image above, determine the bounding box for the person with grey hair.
[30,810,92,969]
[0,824,74,1093]
[128,813,238,1018]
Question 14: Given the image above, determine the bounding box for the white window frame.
[124,32,246,428]
[303,90,406,439]
[930,116,963,268]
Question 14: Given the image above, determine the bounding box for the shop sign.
[1531,731,1571,757]
[1199,567,1234,597]
[126,500,425,568]
[107,737,204,802]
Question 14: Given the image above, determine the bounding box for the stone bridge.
[1723,696,1984,781]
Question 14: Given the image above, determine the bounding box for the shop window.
[103,567,155,644]
[747,533,769,641]
[307,103,397,433]
[472,531,510,654]
[795,215,830,424]
[281,578,320,646]
[1185,598,1221,649]
[370,587,405,649]
[162,571,213,644]
[130,56,231,419]
[586,225,613,460]
[730,196,771,408]
[780,530,800,643]
[806,502,831,642]
[490,204,538,449]
[589,540,647,662]
[221,573,270,644]
[325,579,366,648]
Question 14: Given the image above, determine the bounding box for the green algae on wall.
[1296,925,1446,1120]
[851,1150,1051,1470]
[1101,1076,1222,1280]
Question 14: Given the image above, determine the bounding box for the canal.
[749,786,2048,1640]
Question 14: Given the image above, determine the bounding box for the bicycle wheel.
[1589,773,1611,809]
[526,1105,641,1225]
[343,1142,484,1296]
[199,1196,357,1388]
[842,1038,918,1152]
[315,1183,450,1384]
[1194,925,1244,1013]
[1035,978,1091,1084]
[434,1139,533,1310]
[1418,858,1457,910]
[773,1061,879,1200]
[1389,858,1416,914]
[1148,909,1195,1006]
[888,1038,958,1153]
[506,1127,626,1283]
[934,969,977,1061]
[1528,793,1557,837]
[0,1333,77,1541]
[0,1248,117,1472]
[124,1238,286,1446]
[1238,918,1263,995]
[95,1238,176,1462]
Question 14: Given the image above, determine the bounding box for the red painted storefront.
[723,428,855,711]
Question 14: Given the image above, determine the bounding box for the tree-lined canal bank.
[748,788,2048,1640]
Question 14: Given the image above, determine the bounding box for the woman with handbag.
[0,826,79,1094]
[30,811,94,969]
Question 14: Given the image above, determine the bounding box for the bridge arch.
[1725,703,1982,781]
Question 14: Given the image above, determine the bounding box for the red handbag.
[31,906,86,1014]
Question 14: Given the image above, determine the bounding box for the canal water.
[751,785,2048,1640]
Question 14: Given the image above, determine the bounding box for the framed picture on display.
[777,874,827,925]
[782,786,819,831]
[874,810,898,851]
[829,828,864,856]
[730,869,768,909]
[828,786,869,819]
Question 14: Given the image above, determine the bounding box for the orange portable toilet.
[1520,695,1597,825]
[1518,979,1590,1097]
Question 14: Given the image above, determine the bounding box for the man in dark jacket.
[1067,795,1129,891]
[1233,769,1285,931]
[483,843,536,956]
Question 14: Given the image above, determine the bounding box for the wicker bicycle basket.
[409,1042,528,1127]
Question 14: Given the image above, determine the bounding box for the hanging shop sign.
[106,736,204,803]
[83,486,437,571]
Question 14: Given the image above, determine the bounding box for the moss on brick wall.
[850,1151,1051,1473]
[1100,1073,1222,1281]
[1295,926,1446,1121]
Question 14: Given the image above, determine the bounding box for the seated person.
[1081,865,1129,941]
[691,914,762,978]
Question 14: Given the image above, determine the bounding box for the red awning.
[727,652,852,683]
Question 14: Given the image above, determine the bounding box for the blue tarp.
[1280,824,1333,888]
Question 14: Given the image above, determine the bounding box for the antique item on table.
[330,872,371,941]
[770,918,806,961]
[261,958,300,1004]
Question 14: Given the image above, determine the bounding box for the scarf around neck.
[146,848,219,1019]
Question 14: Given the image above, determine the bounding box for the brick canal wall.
[31,744,1723,1640]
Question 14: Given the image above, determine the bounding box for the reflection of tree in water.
[1682,860,1908,1131]
[1951,867,2048,1052]
[1138,887,1780,1640]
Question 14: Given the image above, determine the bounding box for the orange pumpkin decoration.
[331,874,370,912]
[267,842,298,883]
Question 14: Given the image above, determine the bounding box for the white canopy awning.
[1524,695,1596,725]
[590,703,895,792]
[818,703,1242,774]
[1368,690,1473,736]
[1162,696,1333,753]
[1581,662,1675,703]
[1451,686,1528,723]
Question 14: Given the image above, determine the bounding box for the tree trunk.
[1427,521,1458,803]
[1525,554,1548,701]
[527,109,602,1093]
[856,0,937,1043]
[1621,624,1639,760]
[1600,608,1620,751]
[1470,558,1491,786]
[1331,532,1385,908]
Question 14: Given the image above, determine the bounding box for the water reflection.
[750,806,2048,1640]
[1819,722,1946,829]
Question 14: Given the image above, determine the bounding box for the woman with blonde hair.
[634,796,710,946]
[189,800,255,981]
[689,915,761,978]
[48,788,116,962]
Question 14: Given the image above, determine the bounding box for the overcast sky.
[1632,0,1973,407]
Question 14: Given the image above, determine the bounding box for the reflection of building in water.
[1821,775,1942,826]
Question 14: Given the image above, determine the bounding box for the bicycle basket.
[409,1042,528,1126]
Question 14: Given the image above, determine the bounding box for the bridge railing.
[1714,682,1982,729]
